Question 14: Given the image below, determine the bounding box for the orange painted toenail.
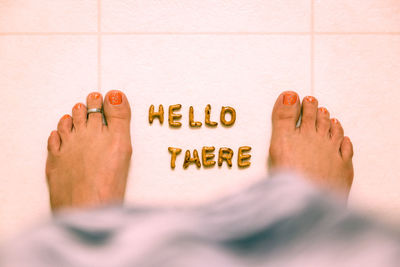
[305,96,316,103]
[109,91,122,105]
[62,114,70,120]
[74,103,84,110]
[319,107,328,114]
[331,118,339,124]
[89,92,101,99]
[283,92,297,105]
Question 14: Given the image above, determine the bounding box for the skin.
[269,91,354,198]
[46,90,354,212]
[46,90,132,211]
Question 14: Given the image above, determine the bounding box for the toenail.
[283,92,297,105]
[62,114,70,120]
[319,107,328,114]
[109,91,122,105]
[331,118,339,124]
[305,96,316,103]
[89,92,101,99]
[74,103,84,110]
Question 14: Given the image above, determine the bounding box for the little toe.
[316,107,331,136]
[86,92,103,129]
[330,118,344,144]
[271,91,301,132]
[47,130,61,154]
[340,136,354,161]
[300,96,318,131]
[57,114,73,140]
[103,90,131,132]
[72,103,87,130]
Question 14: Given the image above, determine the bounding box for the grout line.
[98,34,102,92]
[97,0,102,92]
[315,32,400,35]
[310,0,315,95]
[98,0,101,33]
[100,31,311,35]
[0,32,98,35]
[0,32,399,36]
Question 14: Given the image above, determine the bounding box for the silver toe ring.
[87,108,102,114]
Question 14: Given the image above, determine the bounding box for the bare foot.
[269,91,354,198]
[46,90,132,211]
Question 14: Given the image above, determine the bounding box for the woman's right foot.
[269,91,354,198]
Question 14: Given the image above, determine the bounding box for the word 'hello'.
[148,104,252,169]
[148,104,236,127]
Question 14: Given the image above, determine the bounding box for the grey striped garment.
[2,171,400,267]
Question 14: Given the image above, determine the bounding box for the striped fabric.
[2,171,400,267]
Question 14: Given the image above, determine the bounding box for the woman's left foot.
[46,90,132,211]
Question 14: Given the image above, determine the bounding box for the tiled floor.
[0,0,399,241]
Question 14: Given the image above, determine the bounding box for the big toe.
[103,90,131,132]
[271,91,301,132]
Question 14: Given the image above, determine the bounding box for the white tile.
[314,35,400,223]
[101,35,311,205]
[0,0,97,32]
[315,0,400,32]
[0,36,97,240]
[102,0,310,32]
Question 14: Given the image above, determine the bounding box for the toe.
[300,96,318,131]
[316,107,331,136]
[72,103,87,130]
[330,118,344,144]
[340,136,354,161]
[57,114,73,140]
[271,91,301,132]
[86,92,103,129]
[47,130,61,154]
[103,90,131,132]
